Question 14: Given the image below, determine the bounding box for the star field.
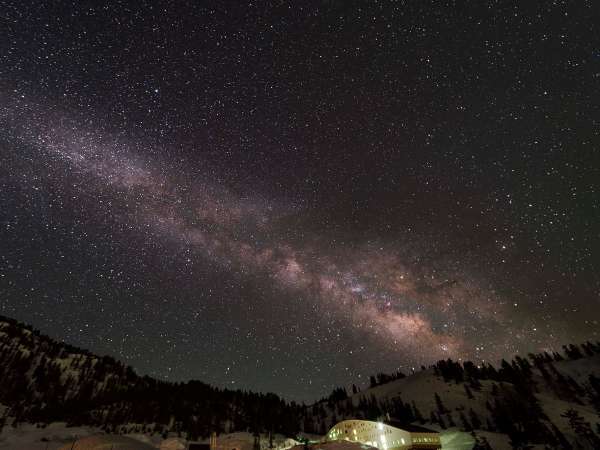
[0,1,599,401]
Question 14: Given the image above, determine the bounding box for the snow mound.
[160,437,187,450]
[57,434,155,450]
[0,421,100,449]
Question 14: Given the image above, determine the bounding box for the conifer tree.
[437,413,446,429]
[434,393,448,414]
[468,408,481,430]
[464,384,474,399]
[459,411,472,432]
[411,402,424,424]
[446,413,456,428]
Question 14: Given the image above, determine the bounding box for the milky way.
[1,1,598,400]
[2,94,508,355]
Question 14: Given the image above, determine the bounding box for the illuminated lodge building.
[325,419,441,450]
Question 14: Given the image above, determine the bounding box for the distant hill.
[303,344,600,449]
[0,315,300,440]
[1,314,600,449]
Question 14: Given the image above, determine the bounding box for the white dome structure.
[325,420,441,450]
[58,434,156,450]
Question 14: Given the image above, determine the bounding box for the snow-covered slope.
[0,315,300,440]
[0,421,101,449]
[305,348,600,449]
[0,422,298,450]
[2,314,599,449]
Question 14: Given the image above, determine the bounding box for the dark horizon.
[1,311,597,406]
[1,1,598,401]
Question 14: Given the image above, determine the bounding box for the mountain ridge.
[1,314,600,449]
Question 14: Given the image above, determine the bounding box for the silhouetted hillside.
[2,315,600,448]
[0,315,300,440]
[305,344,600,449]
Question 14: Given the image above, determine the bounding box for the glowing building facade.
[325,419,441,450]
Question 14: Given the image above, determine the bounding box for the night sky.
[1,1,599,401]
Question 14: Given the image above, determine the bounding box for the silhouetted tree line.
[311,342,600,449]
[429,343,600,448]
[327,387,348,402]
[3,313,600,448]
[368,371,406,388]
[561,408,600,449]
[0,315,301,440]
